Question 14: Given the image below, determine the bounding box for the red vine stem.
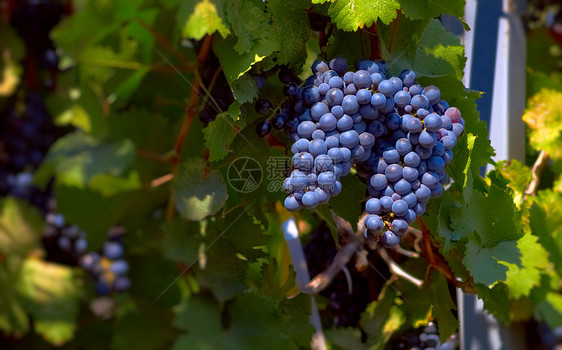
[366,23,381,60]
[388,10,402,55]
[417,218,476,293]
[165,34,213,221]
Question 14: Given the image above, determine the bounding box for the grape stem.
[377,247,424,287]
[393,246,420,259]
[150,173,174,188]
[417,218,476,293]
[166,34,213,221]
[388,10,402,54]
[525,150,548,196]
[366,23,381,60]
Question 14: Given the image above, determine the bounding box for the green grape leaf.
[329,174,365,232]
[324,0,400,31]
[173,294,305,349]
[326,328,368,350]
[413,19,465,79]
[0,198,43,257]
[359,283,405,348]
[268,0,310,67]
[214,35,278,103]
[523,89,562,161]
[398,0,464,20]
[529,201,562,277]
[54,185,142,251]
[535,292,562,330]
[203,102,245,162]
[17,259,80,346]
[35,132,136,189]
[429,271,458,342]
[503,233,550,299]
[463,239,520,286]
[0,259,29,336]
[451,181,522,247]
[492,160,532,202]
[173,158,228,221]
[111,301,179,350]
[180,0,230,40]
[0,24,25,95]
[226,0,271,54]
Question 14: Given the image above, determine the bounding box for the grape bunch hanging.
[281,57,464,248]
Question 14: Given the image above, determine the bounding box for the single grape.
[371,93,386,109]
[356,89,371,104]
[380,96,395,114]
[445,107,462,123]
[372,156,388,174]
[104,241,124,260]
[113,276,132,292]
[311,102,329,120]
[325,135,340,149]
[342,95,360,114]
[326,88,344,106]
[329,56,348,75]
[302,191,320,208]
[382,230,400,248]
[284,195,301,211]
[256,120,272,137]
[394,90,412,107]
[405,117,422,133]
[452,122,464,137]
[359,132,375,149]
[315,187,330,203]
[395,138,412,155]
[255,99,272,114]
[366,198,381,214]
[370,173,388,190]
[272,114,288,130]
[427,156,445,172]
[293,152,314,171]
[391,219,408,236]
[383,147,400,164]
[402,192,417,208]
[399,69,416,87]
[385,164,403,182]
[415,184,431,202]
[378,80,395,97]
[394,179,412,195]
[331,105,344,118]
[404,151,421,167]
[340,130,360,149]
[344,83,357,95]
[411,94,429,110]
[366,215,384,233]
[421,172,439,189]
[422,85,441,105]
[337,114,354,131]
[309,139,328,157]
[386,113,401,130]
[283,82,299,97]
[392,200,408,217]
[353,70,372,88]
[409,84,423,96]
[297,121,316,138]
[423,113,442,132]
[343,71,355,84]
[402,166,419,182]
[419,130,436,149]
[380,196,393,211]
[110,260,130,275]
[319,113,337,131]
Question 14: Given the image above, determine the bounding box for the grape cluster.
[198,54,236,125]
[0,94,64,212]
[254,67,304,137]
[392,322,459,350]
[79,227,131,295]
[42,211,89,266]
[282,57,464,248]
[42,208,131,295]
